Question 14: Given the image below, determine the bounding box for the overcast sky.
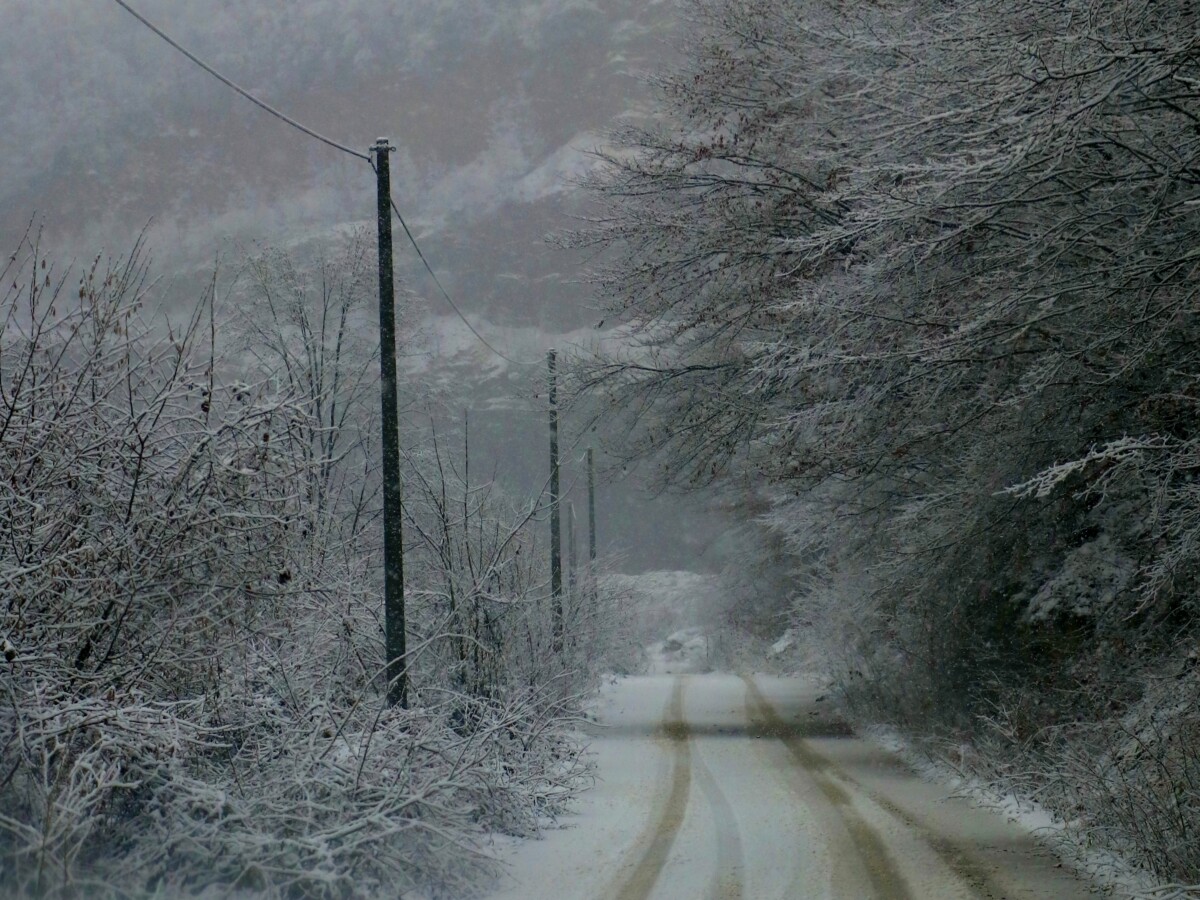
[1,0,671,280]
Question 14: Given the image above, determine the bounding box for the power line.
[384,193,539,368]
[111,0,543,368]
[109,0,370,162]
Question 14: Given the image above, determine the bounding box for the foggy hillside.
[1,0,720,572]
[3,0,668,292]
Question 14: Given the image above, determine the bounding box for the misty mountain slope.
[3,0,674,324]
[1,0,723,572]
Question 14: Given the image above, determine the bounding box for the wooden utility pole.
[568,500,578,600]
[548,349,563,648]
[587,447,597,600]
[374,138,407,709]
[587,447,597,567]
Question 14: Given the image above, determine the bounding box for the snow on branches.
[571,0,1200,885]
[0,233,606,898]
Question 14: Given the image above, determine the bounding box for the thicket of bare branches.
[571,0,1200,884]
[0,232,630,898]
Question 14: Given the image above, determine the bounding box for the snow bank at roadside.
[860,724,1197,900]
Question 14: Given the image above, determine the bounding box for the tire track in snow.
[850,790,1002,898]
[741,675,915,900]
[692,745,744,900]
[611,677,693,900]
[743,677,1007,898]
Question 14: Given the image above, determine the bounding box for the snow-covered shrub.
[0,233,309,894]
[399,416,649,697]
[965,658,1200,887]
[0,234,595,898]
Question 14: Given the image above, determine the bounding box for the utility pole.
[587,447,597,567]
[568,500,578,602]
[548,349,563,649]
[587,447,597,600]
[374,138,407,709]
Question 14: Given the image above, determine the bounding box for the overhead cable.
[385,194,540,368]
[109,0,370,161]
[111,0,546,368]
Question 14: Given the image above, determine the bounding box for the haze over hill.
[4,0,665,285]
[2,0,722,570]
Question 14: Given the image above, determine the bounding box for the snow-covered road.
[484,673,1102,900]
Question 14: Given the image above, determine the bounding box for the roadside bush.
[0,233,598,898]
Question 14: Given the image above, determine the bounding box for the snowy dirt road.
[484,673,1103,900]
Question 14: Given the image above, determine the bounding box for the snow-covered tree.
[572,0,1200,881]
